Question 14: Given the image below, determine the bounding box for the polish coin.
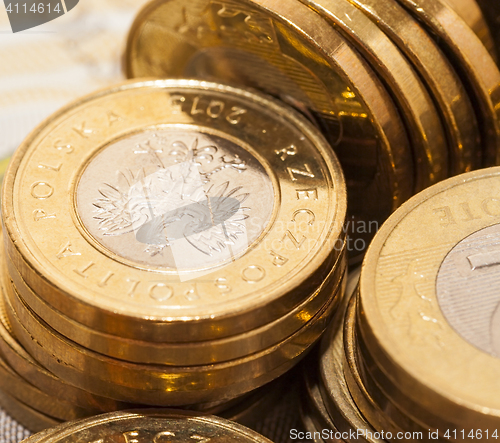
[2,79,346,343]
[358,167,500,438]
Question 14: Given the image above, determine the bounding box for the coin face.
[3,79,346,342]
[22,410,273,443]
[359,167,500,433]
[437,223,500,358]
[125,0,415,256]
[76,128,275,271]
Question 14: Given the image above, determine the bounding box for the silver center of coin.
[437,223,500,358]
[77,129,274,274]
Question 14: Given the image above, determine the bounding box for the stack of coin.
[124,0,500,259]
[304,167,500,441]
[19,409,275,443]
[0,79,347,431]
[300,269,368,442]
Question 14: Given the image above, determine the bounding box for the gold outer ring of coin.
[359,167,500,435]
[21,409,273,443]
[124,0,415,243]
[0,390,60,434]
[395,0,500,167]
[5,239,346,365]
[2,79,347,343]
[4,270,343,406]
[442,0,496,60]
[343,0,480,174]
[298,0,448,188]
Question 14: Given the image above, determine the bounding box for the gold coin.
[0,390,60,433]
[4,270,341,405]
[124,0,415,250]
[21,409,273,443]
[342,292,404,437]
[2,79,346,343]
[395,0,500,167]
[298,268,361,442]
[299,407,333,443]
[342,0,480,174]
[300,0,449,188]
[5,240,346,365]
[359,167,500,437]
[442,0,496,60]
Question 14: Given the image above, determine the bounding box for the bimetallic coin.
[359,167,500,438]
[124,0,415,252]
[395,0,500,167]
[2,79,346,343]
[21,410,273,443]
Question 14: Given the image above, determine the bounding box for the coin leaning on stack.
[124,0,500,259]
[0,79,347,431]
[302,167,500,442]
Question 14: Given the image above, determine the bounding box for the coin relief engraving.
[437,223,500,357]
[76,129,275,271]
